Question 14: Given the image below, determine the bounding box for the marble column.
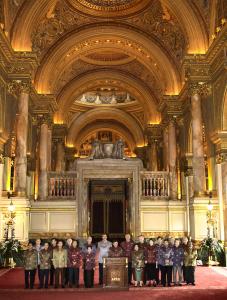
[38,123,48,200]
[14,91,29,196]
[168,120,178,199]
[47,128,52,171]
[163,127,169,171]
[191,93,206,195]
[0,160,4,198]
[149,140,158,171]
[55,141,65,172]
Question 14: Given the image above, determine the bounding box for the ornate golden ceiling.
[1,0,222,148]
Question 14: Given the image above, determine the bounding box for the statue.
[89,139,104,160]
[89,139,127,160]
[112,139,126,159]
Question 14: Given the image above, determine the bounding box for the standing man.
[182,236,189,282]
[172,239,184,286]
[52,240,67,288]
[155,236,163,285]
[138,235,147,284]
[64,238,73,286]
[49,238,57,286]
[34,238,43,285]
[39,242,52,289]
[97,234,112,285]
[159,239,173,287]
[68,240,82,288]
[23,242,38,289]
[121,233,134,285]
[82,236,96,254]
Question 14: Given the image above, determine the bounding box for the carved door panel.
[89,180,127,239]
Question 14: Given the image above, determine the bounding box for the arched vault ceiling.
[34,25,181,95]
[55,70,161,124]
[11,0,208,56]
[73,120,137,151]
[67,107,145,146]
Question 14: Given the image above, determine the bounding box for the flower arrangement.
[197,237,225,266]
[0,239,24,267]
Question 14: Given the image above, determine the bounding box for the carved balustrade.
[141,171,169,199]
[48,172,77,199]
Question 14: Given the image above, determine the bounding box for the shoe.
[153,282,157,287]
[174,283,177,286]
[192,283,195,286]
[54,286,58,289]
[178,283,182,286]
[163,284,166,287]
[168,284,171,287]
[61,285,65,288]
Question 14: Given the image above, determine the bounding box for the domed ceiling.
[1,0,215,149]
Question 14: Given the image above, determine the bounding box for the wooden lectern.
[103,257,128,289]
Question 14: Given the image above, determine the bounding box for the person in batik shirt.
[67,240,82,288]
[83,245,96,288]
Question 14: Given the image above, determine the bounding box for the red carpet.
[0,267,227,300]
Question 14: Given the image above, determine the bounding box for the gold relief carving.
[141,232,187,238]
[216,153,227,164]
[189,82,211,97]
[29,232,77,239]
[111,270,121,282]
[126,0,186,62]
[31,1,92,56]
[7,80,31,96]
[75,0,136,10]
[31,0,185,64]
[67,0,150,16]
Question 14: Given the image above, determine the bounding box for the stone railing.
[48,172,77,199]
[141,171,169,199]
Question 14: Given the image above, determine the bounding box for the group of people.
[23,234,197,289]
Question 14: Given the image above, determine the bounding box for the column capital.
[7,79,31,96]
[189,81,211,97]
[145,124,162,144]
[32,114,53,128]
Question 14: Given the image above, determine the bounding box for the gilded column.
[13,83,30,196]
[38,122,49,200]
[168,120,178,199]
[190,83,208,195]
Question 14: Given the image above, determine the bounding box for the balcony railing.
[141,171,169,199]
[48,172,77,199]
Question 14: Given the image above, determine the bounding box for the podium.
[103,257,128,289]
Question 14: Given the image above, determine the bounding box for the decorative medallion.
[67,0,151,17]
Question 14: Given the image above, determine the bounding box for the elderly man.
[97,234,112,285]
